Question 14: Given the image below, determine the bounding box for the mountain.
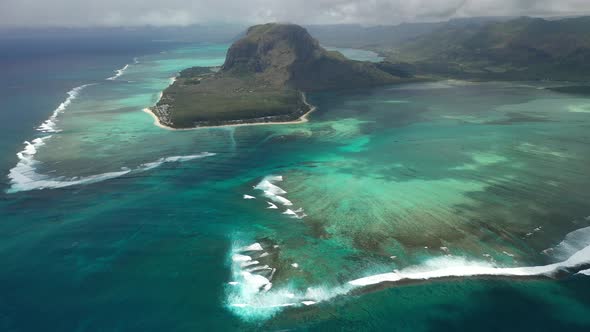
[306,23,441,49]
[382,16,590,81]
[306,17,507,49]
[150,23,411,129]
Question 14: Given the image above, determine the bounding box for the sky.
[1,0,589,27]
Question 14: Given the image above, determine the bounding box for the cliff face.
[221,23,403,91]
[152,23,413,128]
[222,24,321,74]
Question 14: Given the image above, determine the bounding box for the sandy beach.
[143,92,317,131]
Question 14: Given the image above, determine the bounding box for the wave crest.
[7,146,215,193]
[226,226,590,321]
[106,64,130,80]
[37,84,92,133]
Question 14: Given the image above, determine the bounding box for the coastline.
[143,91,317,131]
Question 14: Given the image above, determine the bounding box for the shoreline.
[143,92,317,131]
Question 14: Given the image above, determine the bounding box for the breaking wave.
[37,84,92,133]
[7,145,215,193]
[348,245,590,287]
[547,224,590,260]
[226,224,590,321]
[106,64,130,80]
[348,221,590,286]
[226,240,349,321]
[246,175,307,218]
[254,175,293,206]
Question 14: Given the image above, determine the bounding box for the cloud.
[1,0,590,27]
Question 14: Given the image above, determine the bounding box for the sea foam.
[139,153,216,171]
[7,149,215,193]
[549,225,590,260]
[226,240,355,321]
[106,64,130,80]
[37,84,92,133]
[226,225,590,321]
[348,244,590,287]
[254,176,292,206]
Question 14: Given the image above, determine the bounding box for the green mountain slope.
[151,23,412,129]
[385,16,590,80]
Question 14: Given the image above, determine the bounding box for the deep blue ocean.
[0,31,168,177]
[1,29,590,331]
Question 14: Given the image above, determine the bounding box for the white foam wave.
[227,226,590,321]
[37,84,92,133]
[227,241,354,321]
[7,147,215,193]
[283,209,297,216]
[139,153,216,171]
[548,226,590,260]
[267,195,293,206]
[107,64,130,80]
[232,254,252,263]
[254,176,286,195]
[241,243,263,251]
[243,195,256,200]
[229,242,590,320]
[254,176,292,206]
[282,208,306,219]
[349,244,590,287]
[241,261,260,268]
[228,242,280,317]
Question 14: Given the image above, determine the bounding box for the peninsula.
[148,23,413,129]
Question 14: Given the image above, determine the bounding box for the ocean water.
[325,46,384,62]
[1,38,590,331]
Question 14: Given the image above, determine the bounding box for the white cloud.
[1,0,589,27]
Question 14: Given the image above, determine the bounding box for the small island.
[147,23,414,129]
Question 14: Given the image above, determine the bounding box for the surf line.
[107,57,140,80]
[7,152,216,193]
[348,244,590,287]
[107,64,130,80]
[225,225,590,317]
[8,82,216,193]
[37,84,93,133]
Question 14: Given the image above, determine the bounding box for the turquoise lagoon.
[1,43,590,330]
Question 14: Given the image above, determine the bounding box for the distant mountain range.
[309,16,590,81]
[306,17,508,49]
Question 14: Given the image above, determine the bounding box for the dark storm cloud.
[1,0,589,27]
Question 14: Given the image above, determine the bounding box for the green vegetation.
[309,16,590,82]
[156,74,307,128]
[152,23,413,129]
[377,17,590,81]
